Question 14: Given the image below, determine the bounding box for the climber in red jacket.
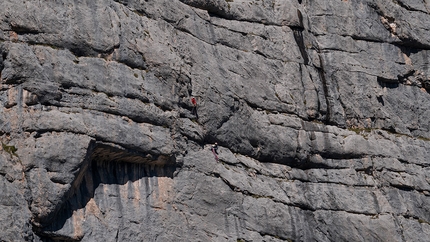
[191,97,198,119]
[191,97,197,107]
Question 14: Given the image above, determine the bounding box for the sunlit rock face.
[1,0,430,241]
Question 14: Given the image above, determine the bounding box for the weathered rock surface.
[1,0,429,241]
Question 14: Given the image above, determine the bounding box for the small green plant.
[348,127,372,135]
[418,218,430,225]
[2,142,18,159]
[417,136,430,141]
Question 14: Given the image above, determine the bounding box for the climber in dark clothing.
[211,142,219,161]
[211,142,218,154]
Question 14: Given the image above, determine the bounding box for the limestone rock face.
[1,0,430,241]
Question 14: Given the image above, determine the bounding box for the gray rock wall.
[0,0,429,241]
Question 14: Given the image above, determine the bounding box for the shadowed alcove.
[37,141,177,241]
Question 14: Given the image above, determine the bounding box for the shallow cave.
[35,142,177,242]
[377,76,400,89]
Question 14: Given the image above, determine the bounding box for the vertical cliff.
[1,0,430,241]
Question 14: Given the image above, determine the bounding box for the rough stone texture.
[0,0,430,241]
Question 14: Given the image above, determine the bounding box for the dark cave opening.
[377,76,400,89]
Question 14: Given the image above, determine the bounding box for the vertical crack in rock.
[0,46,5,81]
[34,141,177,241]
[317,60,332,124]
[291,10,309,65]
[292,28,309,65]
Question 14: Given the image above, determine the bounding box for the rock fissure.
[392,0,430,14]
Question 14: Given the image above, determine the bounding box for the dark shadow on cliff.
[377,76,399,89]
[35,141,177,242]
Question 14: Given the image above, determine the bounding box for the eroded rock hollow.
[1,0,429,241]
